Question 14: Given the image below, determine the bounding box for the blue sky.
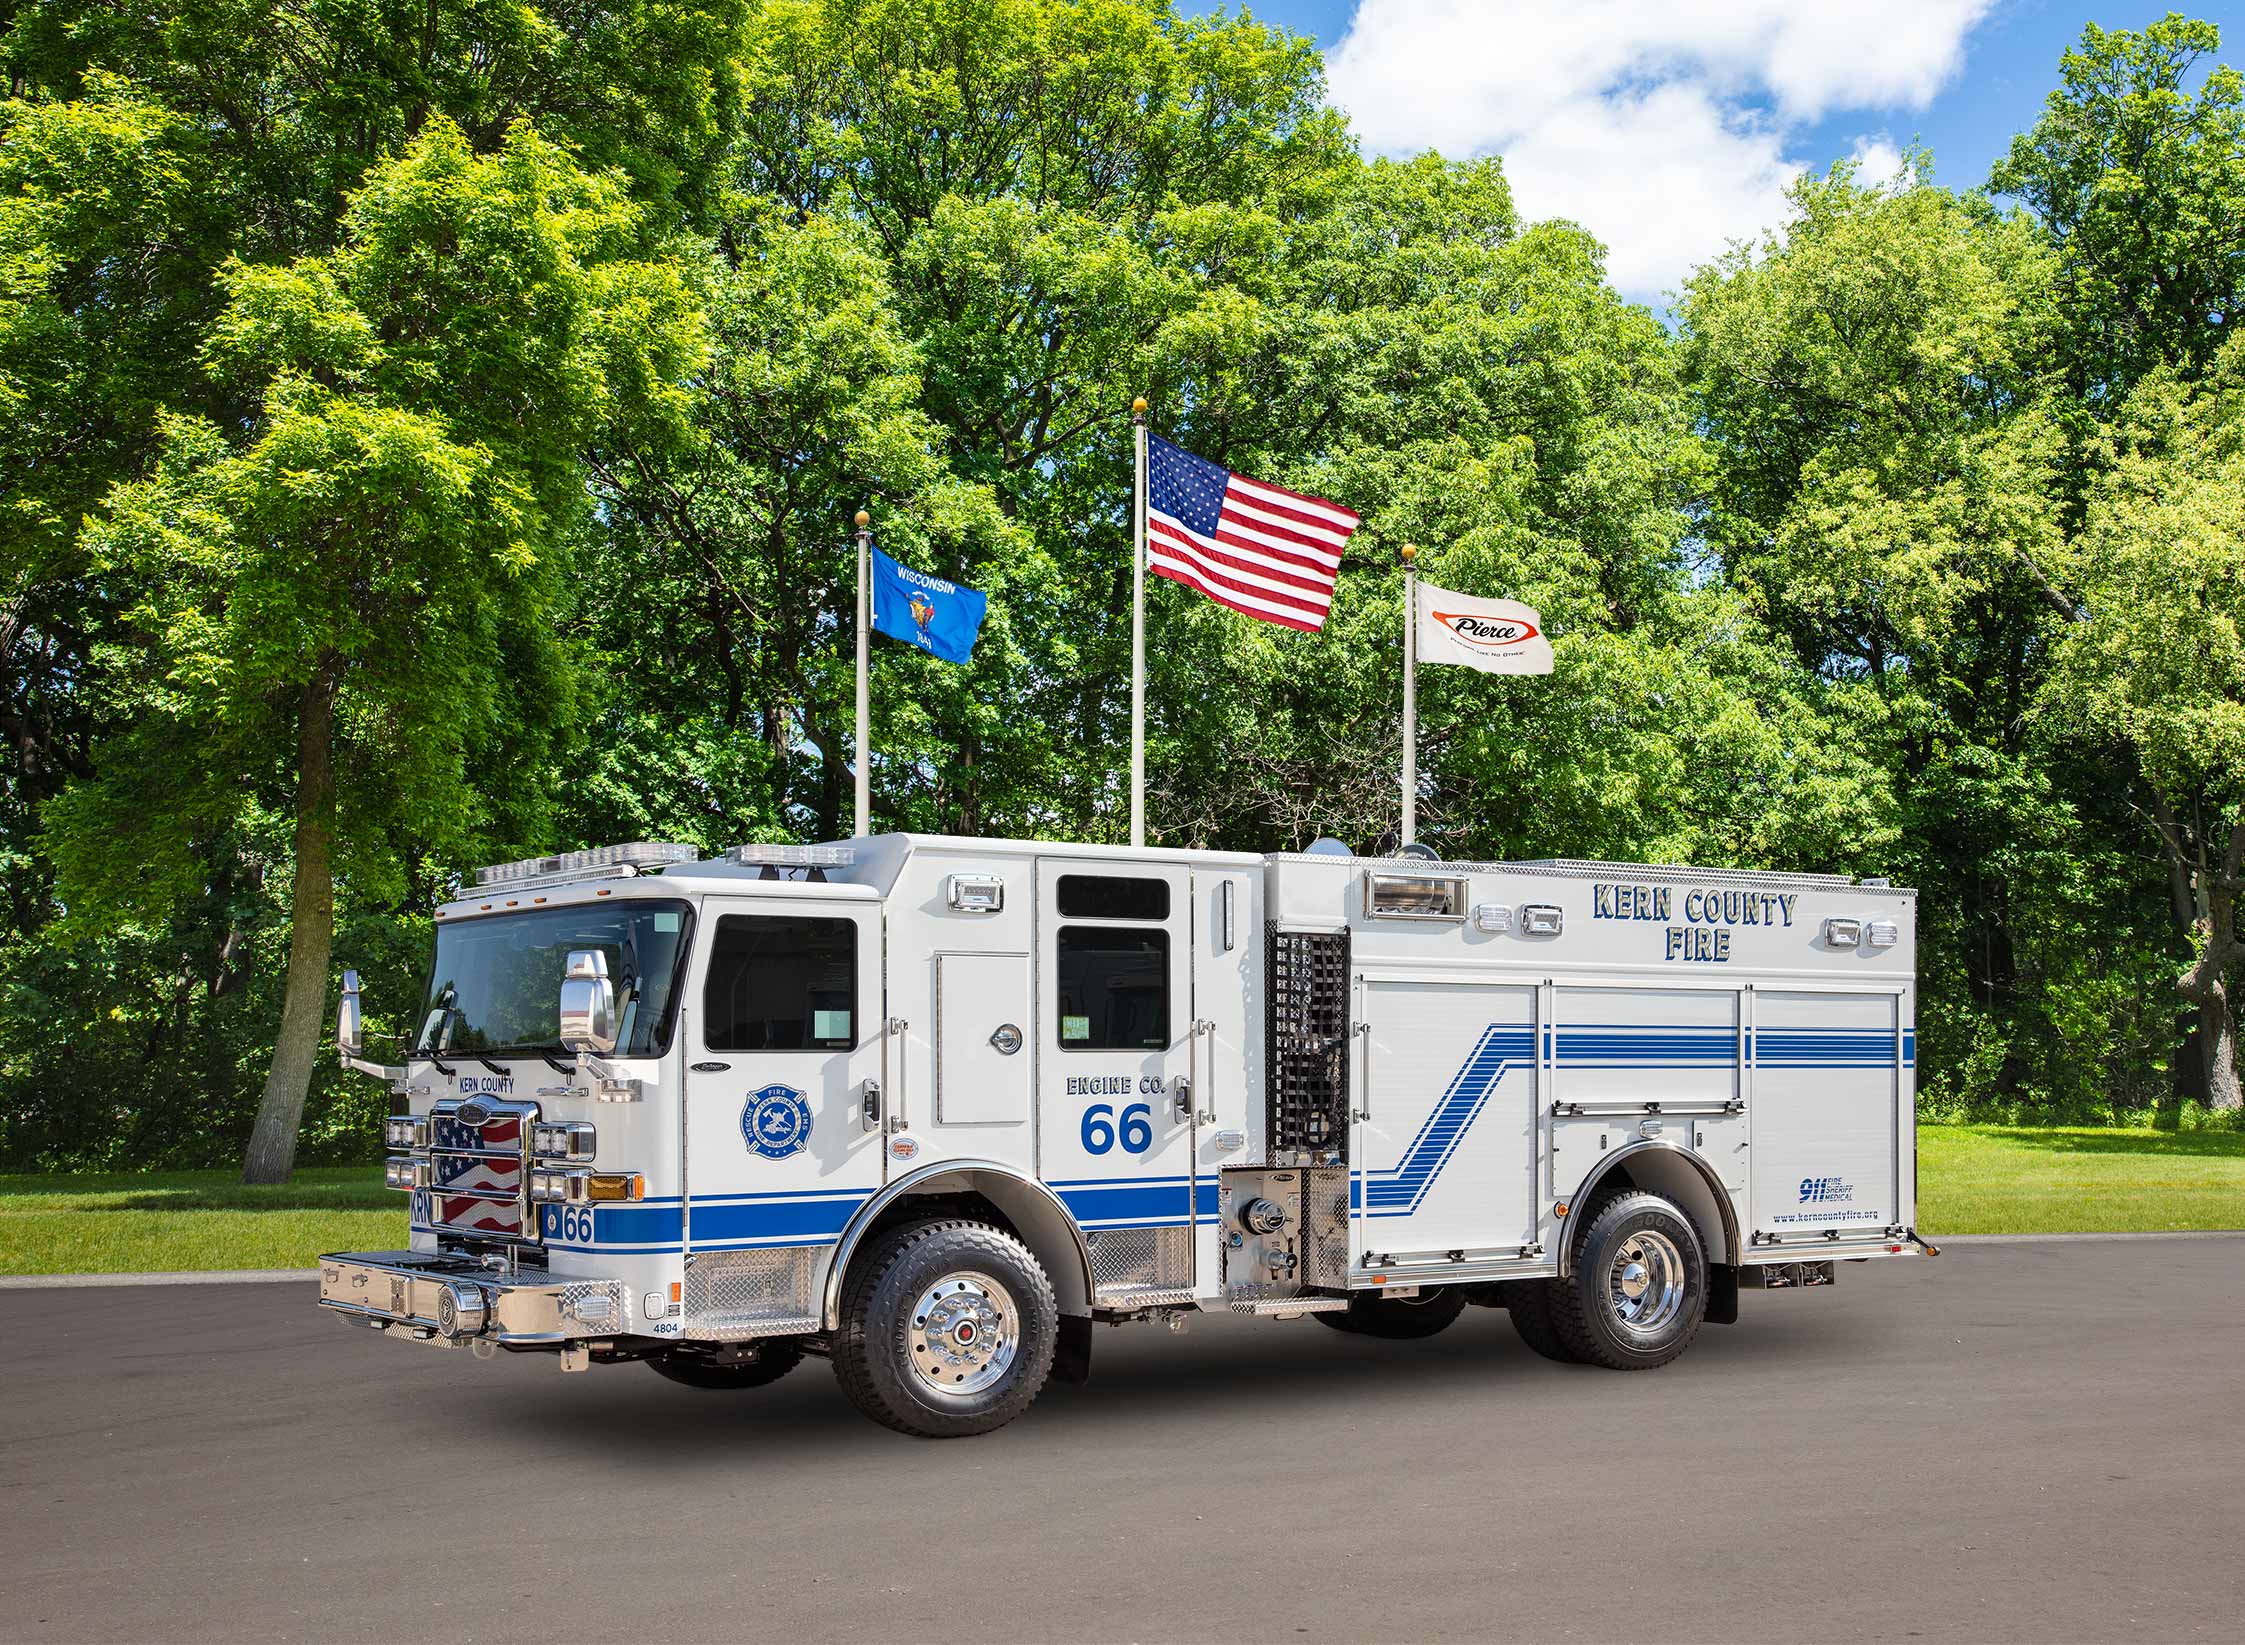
[1179,2,2239,306]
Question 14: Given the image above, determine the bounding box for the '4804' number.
[1080,1102,1153,1155]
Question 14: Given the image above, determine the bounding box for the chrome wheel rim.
[908,1271,1019,1397]
[1606,1229,1687,1337]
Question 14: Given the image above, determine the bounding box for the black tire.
[1327,1286,1468,1339]
[1548,1192,1708,1370]
[832,1218,1058,1438]
[645,1339,805,1389]
[1497,1279,1582,1364]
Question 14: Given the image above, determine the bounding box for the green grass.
[1,1126,2239,1273]
[1916,1125,2245,1234]
[0,1167,403,1274]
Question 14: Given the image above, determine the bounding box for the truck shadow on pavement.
[447,1304,1879,1466]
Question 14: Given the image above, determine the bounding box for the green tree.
[47,120,702,1179]
[1992,14,2245,401]
[1680,161,2181,1115]
[2051,337,2245,1109]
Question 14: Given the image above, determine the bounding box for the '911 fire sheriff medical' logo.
[742,1084,812,1159]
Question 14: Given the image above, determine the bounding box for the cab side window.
[1056,926,1169,1050]
[703,915,856,1051]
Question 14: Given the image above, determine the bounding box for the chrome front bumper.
[317,1250,629,1346]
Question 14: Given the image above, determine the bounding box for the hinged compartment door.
[935,952,1033,1127]
[1353,978,1539,1265]
[1750,989,1902,1239]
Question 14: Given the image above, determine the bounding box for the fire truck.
[319,835,1932,1437]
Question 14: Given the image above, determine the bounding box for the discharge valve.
[1239,1197,1290,1236]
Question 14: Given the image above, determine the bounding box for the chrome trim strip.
[817,1159,1096,1331]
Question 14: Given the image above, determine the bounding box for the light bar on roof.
[724,843,856,868]
[475,842,699,887]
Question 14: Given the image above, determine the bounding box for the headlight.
[532,1120,597,1162]
[384,1115,429,1150]
[382,1157,428,1191]
[530,1168,588,1204]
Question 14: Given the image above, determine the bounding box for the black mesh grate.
[1266,927,1350,1157]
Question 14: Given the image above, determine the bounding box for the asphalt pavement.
[2,1238,2239,1643]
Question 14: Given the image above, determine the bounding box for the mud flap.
[1052,1312,1094,1384]
[1706,1264,1740,1326]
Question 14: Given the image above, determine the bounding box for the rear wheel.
[645,1340,804,1389]
[832,1218,1059,1438]
[1318,1286,1468,1339]
[1497,1280,1581,1364]
[1548,1192,1708,1370]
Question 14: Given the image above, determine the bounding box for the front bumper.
[317,1250,629,1345]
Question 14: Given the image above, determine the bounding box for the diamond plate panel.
[684,1247,820,1340]
[1089,1225,1194,1307]
[557,1279,630,1333]
[1304,1168,1353,1288]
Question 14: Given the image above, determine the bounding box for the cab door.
[1036,861,1199,1302]
[681,897,888,1260]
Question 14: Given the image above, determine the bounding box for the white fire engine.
[320,834,1933,1436]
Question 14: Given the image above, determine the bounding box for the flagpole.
[1401,542,1418,847]
[1130,396,1148,848]
[854,508,871,838]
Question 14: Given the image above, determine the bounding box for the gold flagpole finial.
[1131,396,1148,418]
[1400,542,1418,564]
[854,509,870,529]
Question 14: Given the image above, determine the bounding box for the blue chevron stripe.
[1360,1025,1536,1216]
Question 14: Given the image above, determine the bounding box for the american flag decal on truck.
[423,1104,530,1237]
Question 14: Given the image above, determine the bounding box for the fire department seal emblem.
[741,1083,812,1160]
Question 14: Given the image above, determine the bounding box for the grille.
[684,1248,820,1339]
[418,1100,534,1239]
[1088,1225,1194,1307]
[1267,927,1350,1159]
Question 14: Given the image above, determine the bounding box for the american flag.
[1146,434,1359,631]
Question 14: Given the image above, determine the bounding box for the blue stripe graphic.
[1360,1026,1537,1217]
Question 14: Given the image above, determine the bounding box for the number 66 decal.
[544,1204,597,1244]
[1080,1102,1153,1155]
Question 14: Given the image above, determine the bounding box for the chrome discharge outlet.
[435,1280,490,1339]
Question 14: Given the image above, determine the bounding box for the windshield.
[417,900,693,1058]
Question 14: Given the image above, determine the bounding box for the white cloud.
[1326,0,1994,301]
[1848,136,1909,191]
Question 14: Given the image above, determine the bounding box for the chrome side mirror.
[558,949,618,1056]
[337,968,365,1061]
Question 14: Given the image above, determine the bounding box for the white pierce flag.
[1414,581,1554,674]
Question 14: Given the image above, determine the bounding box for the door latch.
[1172,1074,1193,1120]
[860,1078,882,1133]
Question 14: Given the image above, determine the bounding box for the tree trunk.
[2171,819,2245,1114]
[2200,990,2242,1112]
[242,661,341,1184]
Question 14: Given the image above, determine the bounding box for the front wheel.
[1548,1192,1708,1369]
[832,1219,1059,1437]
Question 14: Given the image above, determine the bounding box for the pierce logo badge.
[1431,610,1541,650]
[741,1084,813,1160]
